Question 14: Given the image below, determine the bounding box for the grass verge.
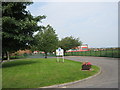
[2,58,100,88]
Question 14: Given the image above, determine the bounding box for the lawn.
[2,58,100,88]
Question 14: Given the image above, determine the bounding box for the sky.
[26,1,118,48]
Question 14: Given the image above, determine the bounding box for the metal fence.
[65,48,120,58]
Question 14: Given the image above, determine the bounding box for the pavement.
[61,56,118,88]
[41,56,118,88]
[27,54,55,58]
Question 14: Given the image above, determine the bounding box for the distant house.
[17,50,32,55]
[33,51,39,54]
[33,51,45,54]
[66,44,89,52]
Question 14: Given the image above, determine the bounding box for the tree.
[2,2,46,60]
[59,36,82,52]
[34,25,58,58]
[0,2,2,60]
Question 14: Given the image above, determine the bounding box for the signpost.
[56,47,64,62]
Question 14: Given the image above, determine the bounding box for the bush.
[23,53,28,57]
[10,56,24,59]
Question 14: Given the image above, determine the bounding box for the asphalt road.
[61,56,118,88]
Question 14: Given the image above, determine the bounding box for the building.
[17,50,32,54]
[66,44,89,52]
[11,50,32,56]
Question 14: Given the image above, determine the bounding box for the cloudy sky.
[26,1,118,48]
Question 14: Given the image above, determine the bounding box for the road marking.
[61,86,66,88]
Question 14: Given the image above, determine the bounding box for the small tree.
[34,25,58,58]
[59,36,82,52]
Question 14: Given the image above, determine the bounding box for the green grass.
[2,58,100,88]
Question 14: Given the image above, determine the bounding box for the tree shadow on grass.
[2,60,38,68]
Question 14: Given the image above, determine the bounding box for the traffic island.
[2,58,100,88]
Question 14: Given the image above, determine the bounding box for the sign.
[56,48,64,56]
[56,48,64,62]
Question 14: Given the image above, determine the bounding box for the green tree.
[2,2,46,60]
[59,36,82,51]
[34,25,58,58]
[0,2,2,60]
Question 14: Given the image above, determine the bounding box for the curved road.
[60,56,118,88]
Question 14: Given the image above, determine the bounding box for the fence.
[65,48,120,58]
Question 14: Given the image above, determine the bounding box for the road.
[27,54,118,88]
[60,56,118,88]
